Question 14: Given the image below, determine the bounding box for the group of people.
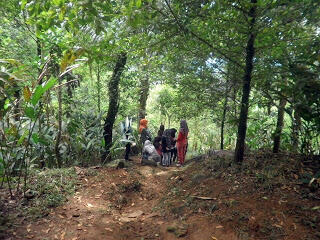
[139,119,189,167]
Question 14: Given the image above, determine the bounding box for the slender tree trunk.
[292,109,301,152]
[65,73,73,118]
[55,76,62,167]
[13,86,20,121]
[102,52,127,162]
[234,0,257,163]
[96,63,101,113]
[138,65,150,130]
[36,37,43,131]
[220,92,228,150]
[273,96,287,153]
[36,37,42,76]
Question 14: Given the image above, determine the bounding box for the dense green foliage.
[0,0,319,193]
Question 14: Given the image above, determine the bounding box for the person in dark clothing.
[125,138,131,161]
[121,117,134,161]
[157,124,165,138]
[161,134,170,167]
[139,119,152,146]
[169,128,177,163]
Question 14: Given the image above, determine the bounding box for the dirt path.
[14,156,238,240]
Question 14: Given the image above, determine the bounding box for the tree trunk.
[138,65,150,130]
[102,52,127,162]
[13,86,20,121]
[273,96,287,153]
[96,63,101,113]
[220,91,228,150]
[234,0,257,163]
[36,37,43,130]
[65,73,74,118]
[36,37,42,76]
[292,109,301,152]
[55,76,62,168]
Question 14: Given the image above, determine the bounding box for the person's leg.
[165,153,170,166]
[163,153,167,166]
[181,145,187,164]
[161,153,165,166]
[177,145,183,165]
[173,147,177,162]
[125,143,130,160]
[166,153,170,166]
[160,153,163,165]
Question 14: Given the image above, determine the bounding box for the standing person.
[121,117,134,161]
[139,118,152,146]
[176,120,189,166]
[163,129,172,164]
[157,124,165,138]
[161,133,170,167]
[170,128,177,163]
[153,124,164,157]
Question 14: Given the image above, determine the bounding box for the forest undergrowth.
[0,150,319,240]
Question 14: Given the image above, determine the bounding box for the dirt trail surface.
[13,156,237,240]
[10,151,320,240]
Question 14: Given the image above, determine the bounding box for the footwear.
[176,163,181,167]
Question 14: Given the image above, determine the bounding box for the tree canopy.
[0,0,319,191]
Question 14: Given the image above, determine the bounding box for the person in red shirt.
[176,120,189,166]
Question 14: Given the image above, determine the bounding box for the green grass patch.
[24,168,78,218]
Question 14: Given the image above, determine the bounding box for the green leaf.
[31,78,56,106]
[32,133,39,144]
[52,0,62,6]
[136,0,142,8]
[38,136,49,146]
[129,0,134,9]
[42,78,57,93]
[21,0,28,10]
[0,59,21,66]
[17,130,29,146]
[25,107,35,119]
[0,157,4,174]
[31,85,43,106]
[86,139,95,150]
[4,99,10,110]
